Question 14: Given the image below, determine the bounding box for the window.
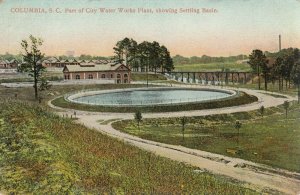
[64,75,70,80]
[117,74,121,78]
[124,79,128,83]
[88,74,93,79]
[111,74,113,78]
[101,74,106,78]
[124,74,128,78]
[75,75,80,80]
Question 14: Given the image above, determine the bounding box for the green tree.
[20,35,45,100]
[280,48,300,89]
[114,38,174,73]
[137,41,152,71]
[234,121,242,146]
[160,45,174,72]
[134,111,143,130]
[149,41,162,73]
[248,50,269,90]
[283,101,289,119]
[113,38,138,68]
[259,106,265,119]
[180,117,187,141]
[272,57,285,91]
[291,62,300,103]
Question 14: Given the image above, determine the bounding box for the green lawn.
[227,82,298,97]
[175,62,251,72]
[0,72,64,83]
[131,73,167,81]
[0,84,148,103]
[0,101,256,194]
[113,102,300,172]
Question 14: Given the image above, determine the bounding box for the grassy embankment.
[0,84,147,104]
[175,62,251,72]
[0,101,256,194]
[113,102,300,172]
[0,72,166,85]
[131,73,167,81]
[0,72,64,83]
[52,91,257,113]
[227,82,298,97]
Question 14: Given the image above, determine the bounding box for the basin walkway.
[48,84,300,194]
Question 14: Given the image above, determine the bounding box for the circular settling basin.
[67,88,236,107]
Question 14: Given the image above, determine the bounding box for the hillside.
[0,101,255,194]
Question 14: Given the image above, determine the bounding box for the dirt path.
[49,86,300,194]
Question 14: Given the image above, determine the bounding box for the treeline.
[248,48,300,102]
[113,38,174,72]
[55,55,110,61]
[173,54,248,65]
[0,53,23,61]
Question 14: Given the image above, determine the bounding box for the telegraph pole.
[147,58,149,88]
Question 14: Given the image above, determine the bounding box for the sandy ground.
[48,85,300,194]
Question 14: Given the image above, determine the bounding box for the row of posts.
[174,72,250,85]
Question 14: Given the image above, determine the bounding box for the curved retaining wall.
[66,87,238,107]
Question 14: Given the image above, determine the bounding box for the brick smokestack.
[279,34,281,51]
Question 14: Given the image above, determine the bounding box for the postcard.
[0,0,299,194]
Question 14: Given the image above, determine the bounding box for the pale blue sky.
[0,0,299,56]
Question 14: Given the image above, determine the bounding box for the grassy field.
[0,80,298,193]
[0,72,63,83]
[174,62,251,72]
[113,102,300,172]
[0,84,148,103]
[0,101,256,194]
[131,73,167,81]
[228,82,298,97]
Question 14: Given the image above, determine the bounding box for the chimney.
[279,34,281,51]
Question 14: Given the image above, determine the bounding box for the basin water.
[67,87,236,106]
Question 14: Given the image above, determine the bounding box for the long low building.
[63,62,131,83]
[0,59,18,69]
[42,57,115,68]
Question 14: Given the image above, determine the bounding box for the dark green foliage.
[19,35,46,100]
[291,62,300,103]
[113,38,174,72]
[264,48,300,92]
[248,49,269,90]
[134,110,142,129]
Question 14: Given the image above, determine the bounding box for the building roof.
[9,59,19,63]
[47,57,60,63]
[60,59,69,63]
[63,63,130,72]
[69,59,78,63]
[0,59,18,64]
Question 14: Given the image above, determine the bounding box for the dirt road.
[49,86,300,194]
